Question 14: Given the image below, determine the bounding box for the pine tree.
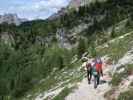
[90,44,97,57]
[77,38,86,58]
[111,26,116,38]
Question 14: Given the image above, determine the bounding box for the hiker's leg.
[88,70,92,84]
[94,75,97,88]
[101,70,103,77]
[97,73,100,85]
[89,69,92,82]
[87,70,90,82]
[88,70,91,84]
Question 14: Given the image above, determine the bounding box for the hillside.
[18,0,133,48]
[0,13,27,25]
[22,27,133,100]
[0,0,133,100]
[1,0,132,48]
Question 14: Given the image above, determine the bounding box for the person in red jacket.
[95,57,103,85]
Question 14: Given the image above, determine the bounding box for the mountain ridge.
[0,13,27,25]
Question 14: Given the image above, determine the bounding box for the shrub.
[124,64,133,75]
[111,64,133,86]
[111,73,123,86]
[130,81,133,86]
[104,88,116,100]
[89,45,97,57]
[118,89,133,100]
[53,87,71,100]
[110,26,116,38]
[77,38,86,58]
[0,43,75,99]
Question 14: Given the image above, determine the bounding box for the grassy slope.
[96,32,133,62]
[54,32,133,100]
[21,60,84,100]
[96,32,133,100]
[21,31,133,100]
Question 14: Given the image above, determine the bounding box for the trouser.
[96,73,100,85]
[97,69,103,82]
[100,69,103,76]
[97,69,104,84]
[87,69,92,83]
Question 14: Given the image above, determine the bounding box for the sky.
[0,0,71,20]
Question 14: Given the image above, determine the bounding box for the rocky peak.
[68,0,106,9]
[0,13,27,25]
[69,0,82,8]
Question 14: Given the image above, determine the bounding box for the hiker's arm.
[101,62,103,76]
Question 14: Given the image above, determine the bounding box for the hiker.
[91,59,99,88]
[95,57,103,77]
[93,58,103,88]
[86,60,92,84]
[91,57,103,88]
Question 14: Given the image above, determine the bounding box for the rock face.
[68,0,106,9]
[48,0,89,20]
[48,0,85,20]
[69,0,82,8]
[68,0,93,9]
[56,28,73,49]
[48,8,68,21]
[0,32,15,47]
[0,13,27,25]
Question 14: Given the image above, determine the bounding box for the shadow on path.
[99,80,107,85]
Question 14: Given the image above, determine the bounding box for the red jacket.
[96,63,102,72]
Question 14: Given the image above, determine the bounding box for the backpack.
[86,62,91,70]
[92,66,98,76]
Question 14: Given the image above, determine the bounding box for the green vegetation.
[0,43,76,99]
[1,0,133,46]
[118,89,133,100]
[104,88,116,99]
[130,81,133,86]
[97,32,133,61]
[111,64,133,86]
[20,60,83,100]
[124,64,133,75]
[77,38,87,58]
[53,87,72,100]
[1,0,133,99]
[111,73,123,86]
[89,45,97,57]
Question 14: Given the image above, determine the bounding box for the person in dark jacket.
[86,61,92,84]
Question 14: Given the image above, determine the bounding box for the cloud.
[0,0,71,19]
[22,0,70,12]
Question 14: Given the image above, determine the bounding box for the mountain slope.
[18,0,133,49]
[20,30,133,100]
[65,32,133,100]
[0,13,27,25]
[65,57,111,100]
[0,0,133,100]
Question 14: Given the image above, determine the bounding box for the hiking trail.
[65,57,112,100]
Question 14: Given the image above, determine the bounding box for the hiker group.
[85,57,103,88]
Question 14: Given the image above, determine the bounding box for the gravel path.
[65,61,112,100]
